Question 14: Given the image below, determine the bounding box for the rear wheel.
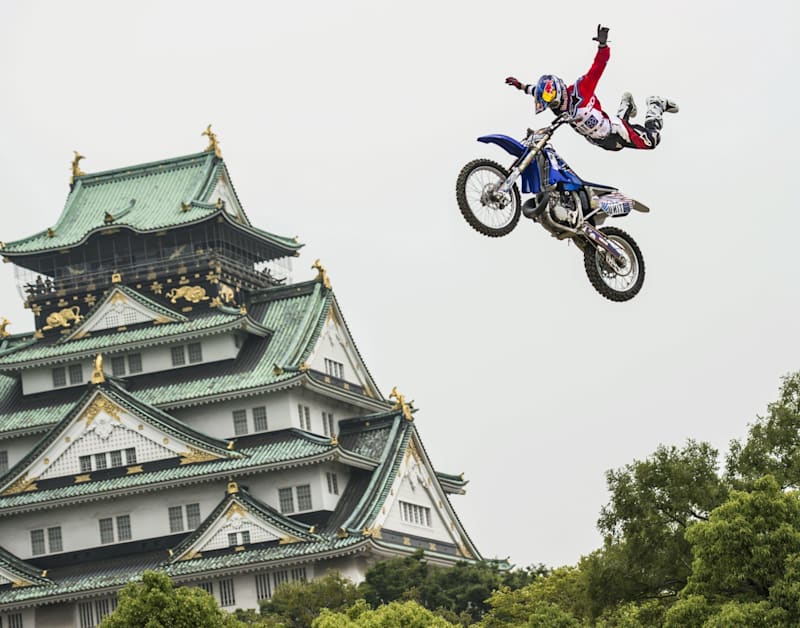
[583,226,645,302]
[456,159,521,237]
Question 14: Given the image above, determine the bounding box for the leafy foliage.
[100,570,241,628]
[313,599,459,627]
[727,372,800,490]
[259,571,360,627]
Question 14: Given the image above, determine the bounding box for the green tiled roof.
[0,430,335,510]
[1,152,299,256]
[0,309,243,368]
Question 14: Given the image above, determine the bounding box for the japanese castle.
[0,130,480,627]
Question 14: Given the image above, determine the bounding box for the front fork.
[498,135,550,194]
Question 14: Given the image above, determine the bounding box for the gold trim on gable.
[179,448,219,465]
[2,474,37,496]
[82,396,122,427]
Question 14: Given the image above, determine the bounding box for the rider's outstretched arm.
[578,25,611,96]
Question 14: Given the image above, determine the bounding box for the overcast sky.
[1,1,799,569]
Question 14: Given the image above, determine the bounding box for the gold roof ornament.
[311,259,332,290]
[0,317,10,338]
[389,386,414,421]
[47,228,56,238]
[227,481,239,494]
[91,354,105,384]
[202,125,222,158]
[70,151,86,184]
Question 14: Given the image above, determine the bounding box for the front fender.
[477,134,526,158]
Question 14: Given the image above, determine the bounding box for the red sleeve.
[576,46,610,98]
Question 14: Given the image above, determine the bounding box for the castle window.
[52,367,67,388]
[278,487,294,514]
[80,455,92,473]
[291,567,307,582]
[252,406,268,432]
[219,578,236,607]
[197,582,213,595]
[298,404,311,431]
[227,530,250,547]
[125,448,137,465]
[255,573,272,600]
[186,503,201,529]
[324,358,344,379]
[31,526,62,555]
[99,515,131,543]
[322,411,335,437]
[326,472,339,495]
[169,503,201,533]
[296,484,313,511]
[232,409,248,435]
[110,450,123,467]
[110,356,126,377]
[400,501,432,528]
[0,450,8,473]
[78,598,117,628]
[127,353,143,374]
[171,346,186,367]
[94,453,107,470]
[187,342,203,364]
[5,613,23,628]
[69,363,84,385]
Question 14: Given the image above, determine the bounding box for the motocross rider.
[505,25,678,151]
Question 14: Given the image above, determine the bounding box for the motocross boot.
[617,92,637,121]
[644,96,679,131]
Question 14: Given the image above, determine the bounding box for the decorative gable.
[371,436,477,558]
[0,386,230,495]
[306,302,380,397]
[0,547,50,588]
[67,286,184,340]
[172,483,315,561]
[208,169,247,224]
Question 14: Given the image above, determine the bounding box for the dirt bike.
[456,113,649,302]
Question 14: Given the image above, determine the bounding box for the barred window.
[187,342,203,364]
[69,363,84,385]
[30,528,45,555]
[218,578,236,607]
[272,570,289,590]
[228,530,251,546]
[0,450,7,473]
[7,613,23,628]
[278,487,294,514]
[186,503,201,529]
[125,448,137,465]
[127,353,143,374]
[52,367,67,388]
[79,455,92,473]
[322,411,335,437]
[109,450,123,468]
[291,567,307,582]
[298,404,311,431]
[324,358,344,379]
[232,410,248,436]
[326,472,339,495]
[170,346,186,366]
[110,355,126,377]
[116,515,132,541]
[169,506,184,533]
[227,532,238,547]
[252,406,268,432]
[94,453,107,470]
[197,582,213,595]
[78,598,117,628]
[400,501,432,527]
[296,484,312,511]
[255,573,272,600]
[99,518,114,544]
[48,526,63,553]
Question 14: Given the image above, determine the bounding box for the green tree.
[313,599,458,627]
[684,475,800,601]
[594,440,728,608]
[259,571,360,627]
[727,372,800,490]
[100,570,242,628]
[480,566,588,627]
[358,549,428,606]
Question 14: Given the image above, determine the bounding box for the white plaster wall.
[381,475,458,545]
[244,466,327,515]
[0,434,41,472]
[0,481,228,559]
[287,388,366,437]
[173,390,296,440]
[21,334,239,395]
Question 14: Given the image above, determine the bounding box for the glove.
[505,76,523,90]
[592,24,610,47]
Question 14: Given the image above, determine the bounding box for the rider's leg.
[644,96,679,131]
[617,92,638,121]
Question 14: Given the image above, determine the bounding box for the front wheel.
[583,226,645,302]
[456,159,521,237]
